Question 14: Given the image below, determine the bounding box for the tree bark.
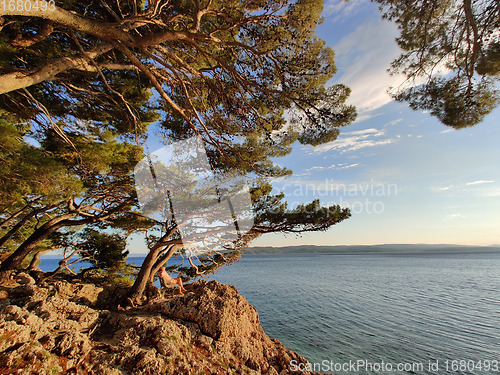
[149,244,180,284]
[463,0,480,74]
[0,2,135,45]
[0,1,199,94]
[0,213,76,271]
[0,205,53,249]
[126,245,163,305]
[127,240,180,304]
[0,204,32,229]
[11,20,54,48]
[0,44,113,94]
[28,248,51,270]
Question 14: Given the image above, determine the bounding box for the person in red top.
[157,266,187,295]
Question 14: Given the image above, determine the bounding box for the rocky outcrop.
[0,273,320,374]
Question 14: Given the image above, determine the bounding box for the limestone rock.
[0,275,322,375]
[14,272,35,285]
[159,280,261,340]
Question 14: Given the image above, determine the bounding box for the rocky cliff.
[0,272,320,374]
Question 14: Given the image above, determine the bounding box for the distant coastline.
[245,244,500,255]
[43,244,500,259]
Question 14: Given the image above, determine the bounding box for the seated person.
[157,266,187,295]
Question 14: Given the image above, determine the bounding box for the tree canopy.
[0,0,355,303]
[373,0,500,128]
[0,112,142,271]
[0,0,355,151]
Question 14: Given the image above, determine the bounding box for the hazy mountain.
[246,244,500,254]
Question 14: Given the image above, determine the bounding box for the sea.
[39,251,500,374]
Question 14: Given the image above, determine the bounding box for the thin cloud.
[466,180,494,186]
[384,118,403,127]
[447,213,466,219]
[333,20,405,114]
[343,128,380,136]
[305,165,337,173]
[308,128,396,154]
[338,162,360,170]
[299,162,360,175]
[484,189,500,197]
[440,129,454,134]
[324,0,369,22]
[439,185,454,191]
[353,112,381,123]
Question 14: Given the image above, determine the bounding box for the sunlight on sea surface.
[211,252,500,375]
[39,251,500,374]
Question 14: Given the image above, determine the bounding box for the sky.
[248,0,500,247]
[128,0,500,253]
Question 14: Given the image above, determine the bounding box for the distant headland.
[246,244,500,255]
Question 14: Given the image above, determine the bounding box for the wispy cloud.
[447,213,466,220]
[437,180,495,191]
[308,127,396,154]
[384,118,403,127]
[324,0,369,22]
[305,165,336,173]
[332,20,404,114]
[343,128,380,136]
[338,162,360,170]
[439,185,454,191]
[353,112,381,123]
[466,180,495,186]
[298,162,360,176]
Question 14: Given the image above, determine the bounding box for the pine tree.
[374,0,500,128]
[1,1,356,302]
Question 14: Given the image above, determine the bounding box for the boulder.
[0,277,322,374]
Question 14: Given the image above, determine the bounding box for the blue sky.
[249,0,500,247]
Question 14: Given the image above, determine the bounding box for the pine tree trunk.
[28,249,51,270]
[127,244,180,305]
[126,247,162,305]
[0,45,112,94]
[0,227,55,271]
[0,213,74,271]
[0,206,52,249]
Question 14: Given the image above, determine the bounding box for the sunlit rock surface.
[0,274,320,374]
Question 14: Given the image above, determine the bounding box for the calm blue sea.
[39,251,500,374]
